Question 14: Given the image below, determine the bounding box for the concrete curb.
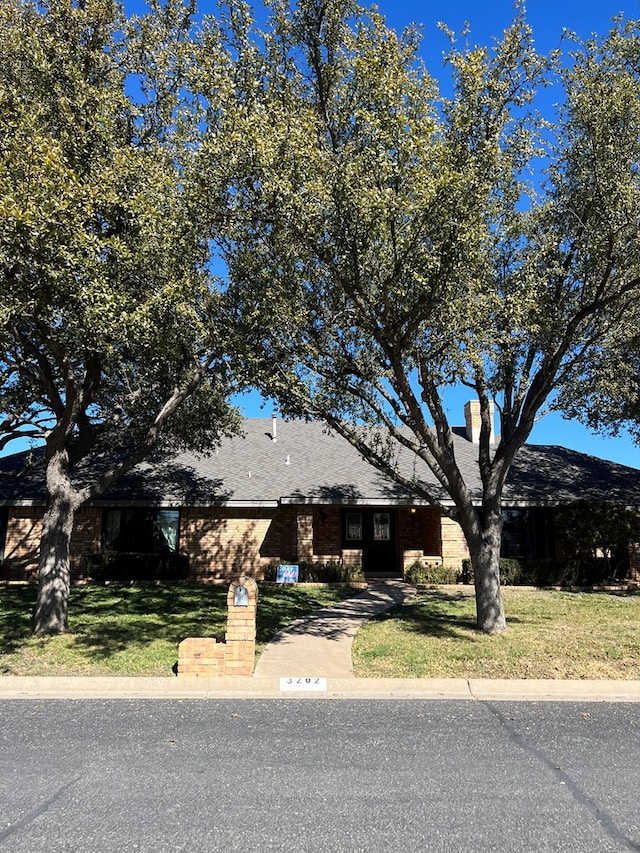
[1,675,639,701]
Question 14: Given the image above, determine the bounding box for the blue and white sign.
[276,563,299,584]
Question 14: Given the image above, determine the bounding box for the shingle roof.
[1,417,639,507]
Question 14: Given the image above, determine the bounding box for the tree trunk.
[469,514,506,634]
[33,449,78,636]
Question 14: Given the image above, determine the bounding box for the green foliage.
[553,501,640,579]
[0,0,239,465]
[461,554,636,588]
[263,560,365,584]
[403,562,460,585]
[461,558,524,586]
[84,552,190,583]
[0,0,241,633]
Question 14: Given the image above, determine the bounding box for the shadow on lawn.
[365,589,479,640]
[0,583,357,665]
[368,589,529,639]
[0,584,231,663]
[69,585,230,659]
[0,585,37,655]
[69,584,350,659]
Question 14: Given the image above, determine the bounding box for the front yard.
[2,583,639,679]
[0,583,355,676]
[352,586,640,679]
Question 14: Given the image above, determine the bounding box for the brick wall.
[181,507,296,580]
[397,507,442,565]
[178,577,258,677]
[440,515,470,568]
[70,507,101,576]
[2,507,43,580]
[0,501,470,581]
[311,507,342,562]
[1,506,103,581]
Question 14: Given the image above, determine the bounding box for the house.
[1,403,640,582]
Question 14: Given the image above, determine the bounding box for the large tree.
[0,0,239,635]
[200,0,640,632]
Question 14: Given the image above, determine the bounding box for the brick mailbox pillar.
[177,576,259,677]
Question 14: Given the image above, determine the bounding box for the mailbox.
[233,584,249,607]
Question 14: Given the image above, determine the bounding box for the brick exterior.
[311,506,341,561]
[2,507,43,580]
[13,499,640,583]
[440,515,470,568]
[70,507,101,574]
[397,507,443,569]
[180,507,297,580]
[0,501,469,580]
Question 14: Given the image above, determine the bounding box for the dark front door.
[343,509,399,578]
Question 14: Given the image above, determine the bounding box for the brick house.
[2,406,640,581]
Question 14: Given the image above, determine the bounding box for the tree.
[199,0,640,632]
[552,20,640,446]
[0,0,239,635]
[555,501,640,581]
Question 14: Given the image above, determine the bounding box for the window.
[346,512,363,541]
[373,512,390,541]
[501,508,554,560]
[103,508,179,554]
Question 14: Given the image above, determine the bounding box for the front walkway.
[252,580,416,679]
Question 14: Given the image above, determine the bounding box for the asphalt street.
[0,699,638,852]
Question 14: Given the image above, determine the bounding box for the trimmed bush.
[459,557,625,588]
[460,558,523,586]
[263,560,365,583]
[404,562,460,585]
[85,552,190,583]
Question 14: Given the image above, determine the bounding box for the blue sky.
[381,0,636,53]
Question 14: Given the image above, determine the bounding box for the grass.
[0,583,356,677]
[352,586,640,679]
[3,584,639,680]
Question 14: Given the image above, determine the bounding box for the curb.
[1,676,639,702]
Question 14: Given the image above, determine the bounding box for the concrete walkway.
[253,580,416,679]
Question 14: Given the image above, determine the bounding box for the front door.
[343,509,399,578]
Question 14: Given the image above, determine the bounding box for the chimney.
[464,400,495,444]
[271,412,277,442]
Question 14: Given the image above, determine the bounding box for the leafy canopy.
[0,0,239,474]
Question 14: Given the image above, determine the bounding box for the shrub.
[264,560,365,584]
[458,557,625,588]
[460,558,523,586]
[85,552,190,583]
[404,562,459,585]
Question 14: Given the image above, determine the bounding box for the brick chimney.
[464,400,495,444]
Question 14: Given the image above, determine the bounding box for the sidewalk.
[1,581,639,701]
[253,580,415,679]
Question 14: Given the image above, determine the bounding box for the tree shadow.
[0,585,37,655]
[364,589,480,640]
[66,585,230,660]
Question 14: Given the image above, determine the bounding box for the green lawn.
[0,583,356,677]
[352,586,640,679]
[2,583,639,679]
